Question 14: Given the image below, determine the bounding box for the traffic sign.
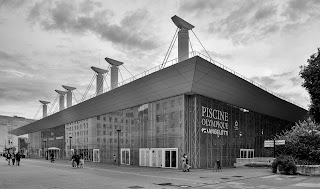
[264,140,274,147]
[275,140,285,145]
[264,140,285,147]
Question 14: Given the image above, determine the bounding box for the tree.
[300,48,320,123]
[275,119,320,164]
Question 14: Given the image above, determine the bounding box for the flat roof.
[9,56,308,135]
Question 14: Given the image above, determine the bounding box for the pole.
[273,139,276,158]
[69,136,72,157]
[116,129,121,166]
[118,131,120,166]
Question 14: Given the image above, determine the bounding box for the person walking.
[75,153,80,168]
[50,153,54,163]
[185,155,191,172]
[6,152,11,165]
[181,154,187,172]
[113,154,116,165]
[71,153,76,168]
[16,152,21,166]
[11,153,16,166]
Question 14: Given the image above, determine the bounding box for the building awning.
[9,56,308,136]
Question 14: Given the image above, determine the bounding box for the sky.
[0,0,319,120]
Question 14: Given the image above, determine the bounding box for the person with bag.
[181,154,188,172]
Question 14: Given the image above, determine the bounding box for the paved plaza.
[0,158,319,189]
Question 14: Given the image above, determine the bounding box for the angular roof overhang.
[9,56,308,136]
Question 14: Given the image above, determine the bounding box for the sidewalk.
[31,157,275,184]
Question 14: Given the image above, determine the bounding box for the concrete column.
[111,65,119,89]
[39,100,50,118]
[62,85,76,108]
[105,57,123,90]
[171,15,194,62]
[55,90,67,111]
[91,67,108,95]
[178,28,189,62]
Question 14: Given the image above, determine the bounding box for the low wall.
[296,165,320,176]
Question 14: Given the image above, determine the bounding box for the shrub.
[272,155,297,175]
[245,163,270,168]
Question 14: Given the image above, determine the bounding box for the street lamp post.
[27,142,30,158]
[44,140,47,160]
[116,129,121,166]
[69,134,72,158]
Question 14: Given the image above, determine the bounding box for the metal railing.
[71,51,304,109]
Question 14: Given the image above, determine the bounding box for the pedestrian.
[113,154,116,164]
[75,153,80,168]
[11,153,16,166]
[50,153,54,163]
[181,154,187,172]
[71,153,76,168]
[185,154,191,172]
[16,152,21,166]
[6,152,11,165]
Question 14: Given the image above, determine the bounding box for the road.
[0,158,319,189]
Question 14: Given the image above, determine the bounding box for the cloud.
[0,0,26,9]
[250,71,294,90]
[179,0,320,45]
[282,0,320,22]
[201,50,233,60]
[290,76,303,86]
[27,0,159,52]
[251,75,282,90]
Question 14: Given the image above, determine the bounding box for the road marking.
[294,183,320,187]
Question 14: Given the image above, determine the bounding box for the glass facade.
[185,95,292,168]
[40,94,293,169]
[41,125,65,159]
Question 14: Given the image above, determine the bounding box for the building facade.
[0,115,34,156]
[10,55,308,169]
[52,93,293,169]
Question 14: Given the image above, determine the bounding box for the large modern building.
[9,16,308,169]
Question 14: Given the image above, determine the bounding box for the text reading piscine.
[201,106,229,136]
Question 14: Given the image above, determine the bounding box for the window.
[97,116,100,120]
[103,124,106,129]
[115,118,118,122]
[171,100,175,108]
[156,115,160,122]
[109,117,112,122]
[103,116,106,121]
[164,102,167,109]
[103,131,106,135]
[156,103,160,110]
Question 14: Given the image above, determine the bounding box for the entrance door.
[121,148,130,165]
[139,148,150,166]
[151,148,162,167]
[93,149,100,162]
[164,148,177,168]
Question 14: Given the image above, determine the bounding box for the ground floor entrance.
[139,148,178,169]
